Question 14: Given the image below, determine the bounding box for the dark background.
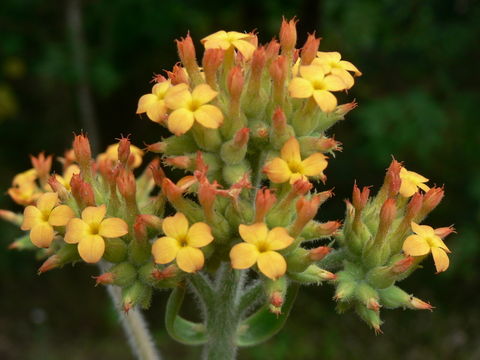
[1,0,479,359]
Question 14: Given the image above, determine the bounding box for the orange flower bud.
[301,33,320,65]
[420,187,444,218]
[149,162,166,187]
[93,272,115,286]
[116,169,137,205]
[292,191,332,236]
[166,64,189,85]
[202,48,224,89]
[117,137,132,167]
[272,107,287,134]
[315,137,343,153]
[410,297,434,311]
[145,141,167,154]
[279,17,298,54]
[335,101,358,117]
[152,264,178,280]
[265,39,280,65]
[176,33,197,69]
[270,291,284,308]
[30,152,52,183]
[352,183,370,212]
[309,246,332,261]
[227,65,244,102]
[48,175,69,201]
[390,255,414,274]
[434,226,455,239]
[70,174,95,208]
[374,198,397,244]
[73,134,92,173]
[163,155,192,170]
[406,192,424,221]
[0,209,23,226]
[38,254,60,274]
[254,188,277,223]
[315,221,342,237]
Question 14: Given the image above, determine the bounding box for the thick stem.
[99,263,162,360]
[201,264,241,360]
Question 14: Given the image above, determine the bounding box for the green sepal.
[165,285,207,345]
[103,238,128,263]
[236,283,299,347]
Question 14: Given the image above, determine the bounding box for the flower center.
[312,80,326,91]
[89,223,100,235]
[288,161,303,173]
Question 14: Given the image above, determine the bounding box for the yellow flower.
[65,205,128,263]
[164,83,223,135]
[403,222,451,273]
[230,223,293,280]
[312,51,362,89]
[21,192,75,248]
[8,169,41,206]
[201,31,256,60]
[263,137,328,184]
[288,64,347,112]
[399,167,430,197]
[97,143,144,169]
[136,80,171,123]
[151,212,213,273]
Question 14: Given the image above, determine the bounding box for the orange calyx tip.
[93,272,115,286]
[38,255,60,275]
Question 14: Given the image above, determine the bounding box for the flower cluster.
[1,18,453,337]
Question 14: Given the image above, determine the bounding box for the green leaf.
[165,285,207,345]
[236,282,299,347]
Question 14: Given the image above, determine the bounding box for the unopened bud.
[254,188,277,223]
[291,264,336,284]
[220,128,249,165]
[279,17,298,54]
[309,246,332,261]
[122,281,153,311]
[176,33,202,85]
[73,134,92,177]
[265,39,280,65]
[0,209,23,226]
[117,137,132,167]
[166,64,189,85]
[48,175,69,201]
[291,191,333,236]
[419,187,444,219]
[30,152,52,184]
[163,155,193,170]
[93,272,115,286]
[38,244,79,274]
[70,174,95,208]
[103,238,128,263]
[410,297,434,311]
[269,55,288,105]
[150,162,166,187]
[116,169,137,205]
[434,226,455,239]
[227,66,244,102]
[301,33,320,65]
[335,101,358,117]
[352,183,370,212]
[390,255,414,274]
[202,48,224,90]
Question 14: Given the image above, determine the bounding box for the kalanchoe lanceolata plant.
[1,18,454,360]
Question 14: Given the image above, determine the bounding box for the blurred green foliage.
[1,0,479,359]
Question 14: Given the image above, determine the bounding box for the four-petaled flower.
[263,137,328,184]
[21,192,75,248]
[312,52,362,89]
[230,222,293,280]
[136,80,171,123]
[164,83,223,136]
[289,65,347,112]
[402,222,451,273]
[8,169,40,206]
[201,31,256,60]
[399,167,430,197]
[151,212,213,273]
[65,205,128,263]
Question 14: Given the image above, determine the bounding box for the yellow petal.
[301,153,328,177]
[48,205,75,226]
[431,247,449,273]
[203,38,231,50]
[164,83,191,110]
[339,60,362,76]
[289,173,306,184]
[264,158,292,183]
[407,170,429,183]
[299,65,325,82]
[324,74,348,91]
[226,31,251,41]
[266,227,294,250]
[230,242,259,269]
[430,236,451,253]
[402,235,430,256]
[168,108,195,136]
[239,223,268,245]
[82,205,106,226]
[162,212,189,240]
[231,39,256,59]
[36,192,58,213]
[152,236,180,264]
[187,222,213,248]
[194,104,223,129]
[411,222,435,237]
[312,90,337,112]
[288,77,314,98]
[21,205,42,230]
[99,218,128,238]
[146,101,168,123]
[136,94,158,114]
[201,30,228,44]
[316,51,341,63]
[399,179,418,197]
[281,137,302,164]
[152,81,171,97]
[176,246,204,273]
[191,84,218,105]
[30,222,54,248]
[78,234,105,263]
[65,218,90,244]
[257,251,287,280]
[331,68,354,89]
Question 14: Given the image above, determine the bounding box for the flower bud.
[103,238,128,263]
[38,244,79,274]
[355,304,383,334]
[377,160,401,202]
[419,187,444,219]
[269,55,288,106]
[227,65,244,103]
[270,107,295,149]
[100,262,137,287]
[335,101,358,117]
[290,264,336,284]
[117,169,137,207]
[291,191,332,236]
[352,183,370,213]
[163,155,193,170]
[309,246,332,261]
[220,128,249,165]
[245,47,266,100]
[73,134,92,178]
[0,209,23,226]
[93,272,115,286]
[176,33,203,85]
[264,277,287,315]
[202,48,224,90]
[279,17,298,55]
[48,175,69,201]
[122,281,153,311]
[434,226,455,239]
[166,64,189,85]
[254,188,277,223]
[70,174,95,208]
[265,39,280,65]
[30,152,52,184]
[301,33,320,65]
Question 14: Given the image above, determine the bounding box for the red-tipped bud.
[73,134,92,171]
[256,126,269,138]
[38,255,60,274]
[255,188,277,223]
[390,256,414,274]
[405,192,423,220]
[379,198,397,228]
[70,174,95,208]
[279,17,298,53]
[30,152,52,182]
[161,178,183,203]
[251,46,266,73]
[272,107,287,133]
[203,48,224,89]
[48,175,69,201]
[434,226,455,239]
[265,39,280,64]
[93,272,115,286]
[315,221,342,237]
[176,33,197,69]
[151,73,167,83]
[166,64,189,85]
[0,209,23,226]
[410,297,434,311]
[117,137,132,167]
[134,216,148,243]
[384,160,402,197]
[227,66,244,101]
[150,162,166,187]
[292,179,313,196]
[301,33,320,65]
[145,141,167,154]
[316,137,343,153]
[292,191,332,236]
[116,169,137,203]
[152,265,178,280]
[233,128,250,148]
[269,55,288,86]
[309,246,332,261]
[335,101,358,117]
[352,183,370,212]
[270,291,284,308]
[421,187,444,216]
[367,299,381,312]
[163,155,192,170]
